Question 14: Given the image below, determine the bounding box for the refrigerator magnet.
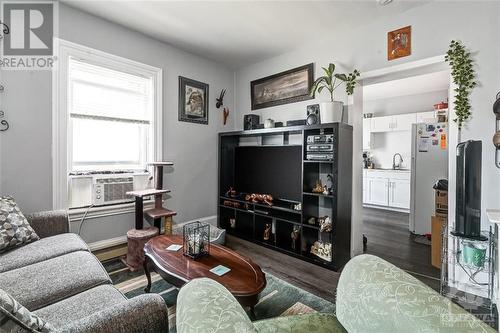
[440,133,447,150]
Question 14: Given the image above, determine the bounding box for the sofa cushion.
[33,285,127,328]
[0,251,111,311]
[0,233,89,273]
[254,313,347,333]
[0,196,39,253]
[0,288,53,333]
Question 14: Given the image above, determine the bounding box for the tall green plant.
[445,40,477,130]
[310,63,360,102]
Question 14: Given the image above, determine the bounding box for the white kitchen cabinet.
[393,113,417,132]
[363,118,373,150]
[389,179,411,209]
[416,111,436,123]
[370,116,392,133]
[363,170,411,210]
[370,114,416,133]
[366,178,389,206]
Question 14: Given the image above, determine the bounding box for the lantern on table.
[183,221,210,259]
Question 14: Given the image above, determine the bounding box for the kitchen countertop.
[364,168,411,172]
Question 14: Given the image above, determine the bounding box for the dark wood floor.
[363,207,440,290]
[225,207,440,302]
[226,235,340,302]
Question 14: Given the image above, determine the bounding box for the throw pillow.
[0,289,53,333]
[0,196,39,253]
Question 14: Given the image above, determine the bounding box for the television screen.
[234,146,302,202]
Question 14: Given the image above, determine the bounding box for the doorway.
[356,60,451,291]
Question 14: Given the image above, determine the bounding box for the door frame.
[349,55,455,255]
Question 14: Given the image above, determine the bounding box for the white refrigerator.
[409,122,448,235]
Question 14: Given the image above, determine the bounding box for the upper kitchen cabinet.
[363,118,373,150]
[392,113,417,131]
[416,111,436,123]
[370,113,416,133]
[370,115,392,132]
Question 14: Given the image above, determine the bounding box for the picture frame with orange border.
[388,26,411,61]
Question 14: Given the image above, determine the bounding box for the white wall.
[364,90,448,117]
[369,131,411,170]
[0,4,235,243]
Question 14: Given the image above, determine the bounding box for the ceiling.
[363,70,450,101]
[62,0,431,69]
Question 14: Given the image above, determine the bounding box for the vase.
[320,101,343,124]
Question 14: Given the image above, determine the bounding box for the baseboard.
[87,214,218,253]
[363,204,409,214]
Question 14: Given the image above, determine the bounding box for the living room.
[1,1,499,332]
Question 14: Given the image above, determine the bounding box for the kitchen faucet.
[393,153,403,170]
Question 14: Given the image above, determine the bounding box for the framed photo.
[178,76,209,125]
[251,63,314,110]
[388,26,411,61]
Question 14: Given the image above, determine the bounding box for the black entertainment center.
[218,122,353,270]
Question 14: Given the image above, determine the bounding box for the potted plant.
[445,40,477,136]
[310,63,360,123]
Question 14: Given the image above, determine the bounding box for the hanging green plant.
[445,40,477,130]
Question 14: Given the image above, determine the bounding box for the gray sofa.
[0,210,169,333]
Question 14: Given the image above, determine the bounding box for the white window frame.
[52,39,163,210]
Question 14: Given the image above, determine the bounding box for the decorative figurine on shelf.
[318,216,332,233]
[225,187,237,198]
[245,193,274,206]
[294,203,302,211]
[322,185,329,195]
[229,218,236,229]
[308,217,316,225]
[312,180,323,193]
[223,200,240,208]
[326,174,334,194]
[263,224,271,241]
[291,226,301,250]
[310,241,332,262]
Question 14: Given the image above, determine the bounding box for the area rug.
[102,258,335,332]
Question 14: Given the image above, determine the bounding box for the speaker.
[453,140,485,240]
[243,114,260,130]
[306,104,320,125]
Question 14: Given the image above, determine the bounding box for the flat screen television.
[234,146,302,202]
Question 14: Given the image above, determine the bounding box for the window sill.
[68,199,155,222]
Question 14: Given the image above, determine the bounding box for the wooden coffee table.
[143,235,266,315]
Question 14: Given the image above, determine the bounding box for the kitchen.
[362,70,450,284]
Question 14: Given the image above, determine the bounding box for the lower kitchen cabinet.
[363,170,410,211]
[365,178,389,206]
[388,179,410,209]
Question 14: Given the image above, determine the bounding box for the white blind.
[68,57,154,171]
[69,58,153,122]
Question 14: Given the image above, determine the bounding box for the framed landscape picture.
[179,76,209,124]
[250,63,314,110]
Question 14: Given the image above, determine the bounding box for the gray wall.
[0,3,235,243]
[234,1,500,232]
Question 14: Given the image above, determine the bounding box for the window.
[53,40,162,210]
[69,59,153,171]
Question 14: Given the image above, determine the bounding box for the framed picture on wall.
[388,26,411,61]
[179,76,209,125]
[250,63,314,110]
